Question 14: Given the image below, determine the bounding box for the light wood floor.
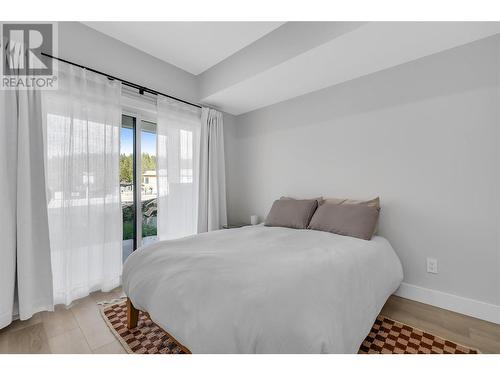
[1,290,499,354]
[380,295,500,354]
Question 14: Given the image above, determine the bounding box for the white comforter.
[122,225,403,353]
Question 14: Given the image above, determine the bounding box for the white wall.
[58,22,198,103]
[225,36,500,314]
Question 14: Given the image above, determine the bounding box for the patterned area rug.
[100,299,189,354]
[100,299,478,354]
[359,315,478,354]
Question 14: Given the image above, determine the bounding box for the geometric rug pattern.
[100,299,478,354]
[358,315,478,354]
[101,300,190,354]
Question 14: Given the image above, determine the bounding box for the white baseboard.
[394,282,500,325]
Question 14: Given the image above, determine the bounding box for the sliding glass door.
[120,115,136,261]
[140,120,158,246]
[120,114,158,262]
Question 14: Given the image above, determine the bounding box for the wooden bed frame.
[126,297,191,353]
[127,298,139,329]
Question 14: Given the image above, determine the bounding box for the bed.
[122,225,403,353]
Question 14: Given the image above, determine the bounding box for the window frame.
[122,100,158,251]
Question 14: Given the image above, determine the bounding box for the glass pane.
[120,115,135,261]
[141,120,158,246]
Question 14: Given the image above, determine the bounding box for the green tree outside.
[120,153,158,241]
[119,153,157,183]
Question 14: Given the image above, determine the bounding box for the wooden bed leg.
[127,297,139,329]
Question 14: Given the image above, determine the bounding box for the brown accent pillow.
[321,196,380,208]
[280,196,323,204]
[320,196,380,233]
[265,199,318,229]
[307,202,380,240]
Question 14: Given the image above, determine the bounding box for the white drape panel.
[0,59,53,328]
[198,108,227,233]
[42,64,122,306]
[157,97,201,240]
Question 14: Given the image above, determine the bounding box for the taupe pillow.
[320,196,380,233]
[280,196,323,205]
[321,196,380,208]
[307,202,380,240]
[265,199,318,229]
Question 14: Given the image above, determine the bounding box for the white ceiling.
[200,22,500,115]
[83,21,284,75]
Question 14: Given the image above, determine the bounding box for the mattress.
[122,225,403,353]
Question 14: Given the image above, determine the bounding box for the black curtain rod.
[41,52,202,109]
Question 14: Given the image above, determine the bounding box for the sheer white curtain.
[42,64,122,306]
[0,46,53,328]
[198,108,227,232]
[156,97,201,240]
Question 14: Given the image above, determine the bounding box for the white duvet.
[122,225,403,353]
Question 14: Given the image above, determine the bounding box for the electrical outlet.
[426,258,438,274]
